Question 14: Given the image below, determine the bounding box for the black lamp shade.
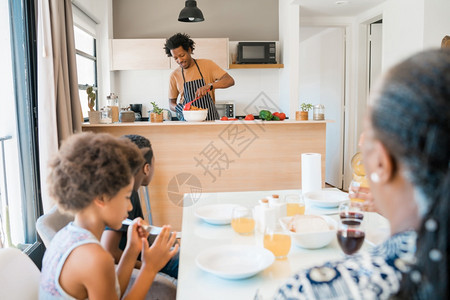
[178,0,204,22]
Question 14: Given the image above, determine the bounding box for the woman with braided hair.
[274,49,449,299]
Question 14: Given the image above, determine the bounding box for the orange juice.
[351,152,366,176]
[263,233,291,259]
[286,203,305,216]
[231,217,255,234]
[350,174,369,203]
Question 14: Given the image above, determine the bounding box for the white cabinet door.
[110,39,170,70]
[169,38,229,70]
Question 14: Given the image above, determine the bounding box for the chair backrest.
[0,247,41,299]
[36,206,74,248]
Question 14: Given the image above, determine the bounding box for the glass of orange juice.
[285,194,305,217]
[263,225,291,259]
[349,152,370,204]
[231,206,255,235]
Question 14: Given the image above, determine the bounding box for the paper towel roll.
[301,153,322,194]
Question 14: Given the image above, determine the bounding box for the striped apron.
[175,59,219,121]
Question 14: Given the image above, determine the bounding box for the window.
[74,25,97,119]
[1,0,42,262]
[72,4,98,120]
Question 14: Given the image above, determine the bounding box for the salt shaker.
[256,198,277,233]
[269,194,287,220]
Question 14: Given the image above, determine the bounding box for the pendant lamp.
[178,0,204,22]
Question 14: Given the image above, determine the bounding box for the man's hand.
[195,84,212,99]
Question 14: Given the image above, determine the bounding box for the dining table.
[176,189,391,300]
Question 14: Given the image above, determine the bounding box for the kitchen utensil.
[122,219,182,238]
[122,218,160,234]
[183,94,202,111]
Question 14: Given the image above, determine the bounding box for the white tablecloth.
[176,189,390,300]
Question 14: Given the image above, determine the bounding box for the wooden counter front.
[82,120,328,230]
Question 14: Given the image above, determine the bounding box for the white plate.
[195,204,243,225]
[196,245,275,279]
[304,190,349,208]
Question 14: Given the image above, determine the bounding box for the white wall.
[382,0,425,71]
[299,27,345,187]
[279,0,300,119]
[423,0,450,49]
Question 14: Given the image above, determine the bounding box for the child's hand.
[126,218,149,257]
[141,225,179,274]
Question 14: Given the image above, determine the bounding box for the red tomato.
[244,114,255,120]
[278,112,286,120]
[228,118,238,121]
[273,112,280,117]
[221,116,228,121]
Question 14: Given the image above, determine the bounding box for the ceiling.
[297,0,386,18]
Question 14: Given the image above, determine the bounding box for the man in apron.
[164,33,235,121]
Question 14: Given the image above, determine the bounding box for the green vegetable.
[272,115,280,121]
[259,110,273,121]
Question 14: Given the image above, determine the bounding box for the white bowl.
[280,215,337,249]
[304,190,349,208]
[183,109,208,122]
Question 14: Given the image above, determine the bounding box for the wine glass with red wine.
[339,202,364,224]
[337,218,365,255]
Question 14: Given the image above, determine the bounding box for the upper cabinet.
[110,39,170,70]
[110,38,229,71]
[170,38,229,70]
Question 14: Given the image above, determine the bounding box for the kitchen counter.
[82,119,330,127]
[82,120,330,230]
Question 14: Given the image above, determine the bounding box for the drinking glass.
[263,225,291,259]
[285,194,305,217]
[231,206,255,235]
[339,201,364,222]
[336,218,365,255]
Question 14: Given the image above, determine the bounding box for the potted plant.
[86,85,101,124]
[150,101,164,123]
[297,102,313,120]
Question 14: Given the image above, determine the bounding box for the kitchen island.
[82,120,330,230]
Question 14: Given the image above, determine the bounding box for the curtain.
[37,0,82,212]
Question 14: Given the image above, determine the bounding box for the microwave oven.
[215,102,234,118]
[236,42,276,64]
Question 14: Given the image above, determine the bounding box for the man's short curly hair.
[47,132,145,214]
[121,135,153,165]
[164,32,195,57]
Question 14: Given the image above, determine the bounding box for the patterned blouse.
[273,231,417,300]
